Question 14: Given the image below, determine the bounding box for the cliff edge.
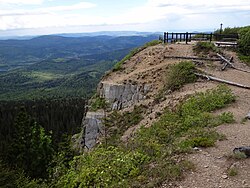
[79,41,250,187]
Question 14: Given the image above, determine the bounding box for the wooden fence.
[163,32,239,44]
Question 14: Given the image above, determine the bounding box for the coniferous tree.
[8,108,54,179]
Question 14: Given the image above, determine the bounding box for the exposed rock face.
[82,110,104,149]
[98,82,150,110]
[81,82,150,149]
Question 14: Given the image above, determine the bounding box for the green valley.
[0,34,158,100]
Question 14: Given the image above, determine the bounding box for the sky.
[0,0,250,36]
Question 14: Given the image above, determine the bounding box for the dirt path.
[162,50,250,188]
[165,86,250,188]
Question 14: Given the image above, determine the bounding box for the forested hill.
[0,34,158,100]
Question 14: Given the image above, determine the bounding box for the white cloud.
[42,2,96,12]
[0,2,96,16]
[0,0,43,5]
[0,0,250,32]
[0,2,97,30]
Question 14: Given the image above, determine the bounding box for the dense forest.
[0,98,86,159]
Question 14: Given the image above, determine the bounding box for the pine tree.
[8,108,54,179]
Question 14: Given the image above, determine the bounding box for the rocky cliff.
[98,82,150,110]
[80,82,150,149]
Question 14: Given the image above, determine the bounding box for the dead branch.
[217,53,250,73]
[164,56,221,61]
[195,73,250,89]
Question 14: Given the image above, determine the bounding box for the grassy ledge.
[112,40,162,71]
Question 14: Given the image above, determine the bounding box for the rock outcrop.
[81,110,105,149]
[98,82,150,110]
[80,82,150,149]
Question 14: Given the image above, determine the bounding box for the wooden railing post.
[186,32,188,44]
[164,32,166,43]
[166,32,169,44]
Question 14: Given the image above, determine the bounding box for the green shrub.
[103,105,146,146]
[113,40,161,71]
[193,42,219,54]
[90,95,107,111]
[56,147,149,188]
[238,27,250,56]
[165,61,197,91]
[239,54,250,66]
[179,85,235,117]
[217,112,235,124]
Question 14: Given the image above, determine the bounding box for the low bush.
[193,42,219,54]
[228,167,238,176]
[238,27,250,56]
[55,147,149,188]
[179,85,235,117]
[89,95,107,111]
[103,105,146,146]
[165,61,197,91]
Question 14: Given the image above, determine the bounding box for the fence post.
[164,32,166,43]
[166,32,169,44]
[172,32,174,43]
[186,32,188,44]
[210,33,212,42]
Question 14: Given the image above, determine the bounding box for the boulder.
[233,146,250,157]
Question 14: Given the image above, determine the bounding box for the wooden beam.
[217,53,250,73]
[195,73,250,89]
[164,56,221,61]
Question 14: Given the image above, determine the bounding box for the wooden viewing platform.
[163,32,239,45]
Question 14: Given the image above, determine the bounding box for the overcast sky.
[0,0,250,36]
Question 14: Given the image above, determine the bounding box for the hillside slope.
[80,42,250,187]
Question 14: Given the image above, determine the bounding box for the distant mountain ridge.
[0,34,159,100]
[0,31,161,40]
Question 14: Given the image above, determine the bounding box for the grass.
[231,151,247,160]
[113,40,162,71]
[228,167,238,176]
